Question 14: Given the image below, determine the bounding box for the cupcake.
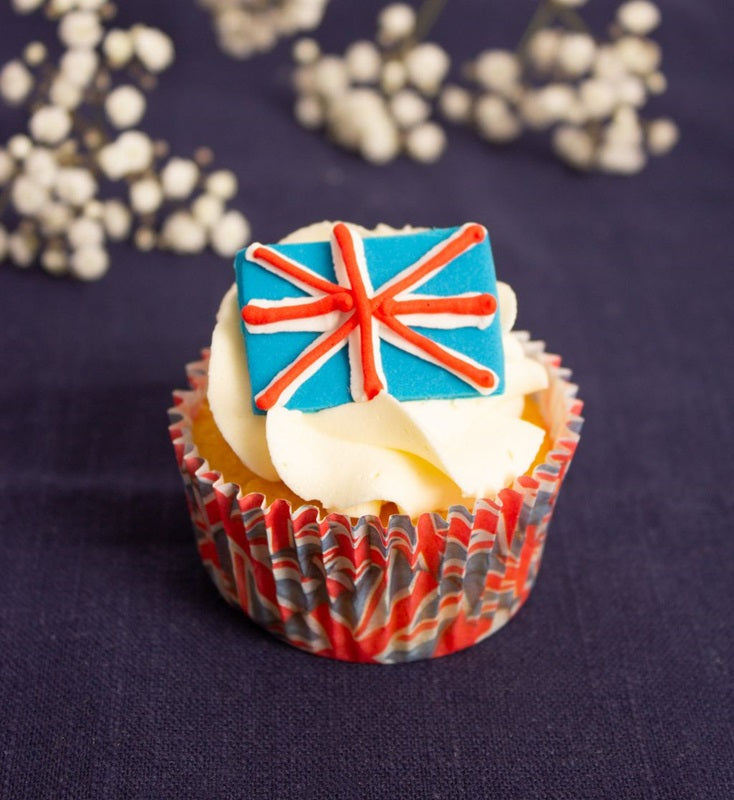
[169,221,583,663]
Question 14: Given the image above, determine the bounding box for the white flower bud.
[359,118,400,164]
[160,158,199,200]
[8,230,38,268]
[292,37,320,66]
[132,26,175,73]
[526,29,561,73]
[191,193,224,229]
[162,212,207,253]
[404,43,450,96]
[0,149,15,185]
[50,76,83,110]
[439,85,472,124]
[102,200,132,241]
[345,40,382,83]
[39,201,73,235]
[557,33,596,77]
[41,246,68,276]
[647,118,679,155]
[646,71,667,94]
[103,29,135,69]
[68,216,104,249]
[130,178,163,214]
[617,1,661,36]
[70,245,109,280]
[597,142,646,174]
[25,148,57,188]
[55,167,97,206]
[83,199,104,220]
[593,46,627,81]
[615,75,646,107]
[615,36,661,76]
[60,48,99,87]
[552,125,595,169]
[475,94,522,143]
[579,79,617,119]
[607,105,644,146]
[294,95,324,129]
[210,210,250,257]
[8,134,33,160]
[389,89,430,130]
[98,130,154,178]
[205,170,238,201]
[377,4,416,46]
[404,121,446,163]
[105,85,146,129]
[29,106,72,145]
[474,50,521,95]
[0,60,34,105]
[380,59,407,95]
[12,175,48,215]
[12,0,45,13]
[59,11,104,50]
[313,56,349,98]
[24,41,47,66]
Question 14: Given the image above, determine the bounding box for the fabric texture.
[1,1,732,798]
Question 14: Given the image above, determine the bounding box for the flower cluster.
[200,0,329,59]
[442,0,678,173]
[0,0,250,280]
[291,3,450,164]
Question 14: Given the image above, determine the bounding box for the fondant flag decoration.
[236,223,505,414]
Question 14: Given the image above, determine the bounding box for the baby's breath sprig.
[0,0,251,280]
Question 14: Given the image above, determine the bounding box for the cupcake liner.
[168,334,583,663]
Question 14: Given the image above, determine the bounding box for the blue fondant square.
[235,225,505,414]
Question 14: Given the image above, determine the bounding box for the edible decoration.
[237,223,504,413]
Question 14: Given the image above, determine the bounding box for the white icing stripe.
[254,327,350,409]
[391,292,496,330]
[243,296,347,334]
[375,223,486,297]
[379,324,499,395]
[245,242,333,299]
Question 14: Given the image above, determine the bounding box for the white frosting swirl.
[208,222,548,517]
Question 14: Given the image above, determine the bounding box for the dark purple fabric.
[1,1,733,798]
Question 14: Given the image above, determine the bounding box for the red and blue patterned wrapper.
[168,334,583,663]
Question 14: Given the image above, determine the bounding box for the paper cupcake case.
[168,335,583,664]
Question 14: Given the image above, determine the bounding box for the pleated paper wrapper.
[168,335,583,664]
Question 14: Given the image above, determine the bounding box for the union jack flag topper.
[236,223,505,414]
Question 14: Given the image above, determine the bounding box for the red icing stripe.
[243,292,353,325]
[382,293,496,318]
[251,245,344,296]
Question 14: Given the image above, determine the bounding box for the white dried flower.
[68,216,104,249]
[24,42,47,66]
[8,134,32,160]
[345,40,382,83]
[76,0,106,12]
[615,36,661,76]
[474,50,521,96]
[646,117,679,155]
[526,29,561,72]
[134,227,156,251]
[646,71,667,95]
[389,89,430,130]
[70,245,109,280]
[404,43,450,96]
[538,83,577,123]
[47,0,75,14]
[293,37,320,66]
[83,200,103,220]
[160,158,199,200]
[191,193,224,229]
[579,78,617,119]
[0,60,34,105]
[49,76,83,110]
[380,59,407,95]
[105,85,147,129]
[552,125,595,169]
[593,46,627,81]
[377,4,416,47]
[0,149,15,185]
[55,167,97,206]
[205,170,238,201]
[103,29,135,69]
[557,33,596,77]
[130,177,163,214]
[11,175,48,215]
[25,148,58,188]
[60,48,99,87]
[597,141,646,174]
[162,211,207,253]
[132,26,175,73]
[617,1,661,36]
[360,119,401,164]
[8,230,38,267]
[210,210,250,257]
[102,199,132,241]
[607,105,644,146]
[475,95,522,143]
[294,94,324,129]
[29,105,72,145]
[404,121,446,163]
[313,56,349,98]
[59,11,104,50]
[98,130,154,178]
[39,201,73,235]
[41,246,68,276]
[439,84,472,124]
[11,0,44,13]
[615,75,646,107]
